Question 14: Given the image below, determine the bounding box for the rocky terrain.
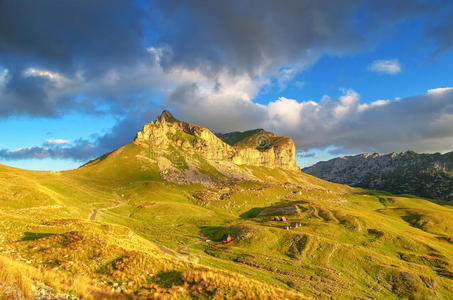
[133,110,299,185]
[303,151,453,201]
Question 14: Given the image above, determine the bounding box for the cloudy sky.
[0,0,452,170]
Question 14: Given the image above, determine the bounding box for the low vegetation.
[0,134,452,299]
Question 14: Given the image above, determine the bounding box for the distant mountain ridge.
[303,151,453,201]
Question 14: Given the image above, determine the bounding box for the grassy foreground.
[0,143,452,299]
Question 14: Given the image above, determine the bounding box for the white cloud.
[23,68,69,86]
[147,47,164,64]
[4,47,449,161]
[268,97,305,127]
[169,81,453,154]
[427,87,453,95]
[368,59,401,75]
[0,68,8,82]
[46,139,70,145]
[358,99,391,112]
[0,68,9,92]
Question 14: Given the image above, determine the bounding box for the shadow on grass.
[354,189,453,207]
[21,232,55,241]
[239,207,264,218]
[199,226,225,241]
[153,271,184,288]
[239,200,309,219]
[78,151,112,168]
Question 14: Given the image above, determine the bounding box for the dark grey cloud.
[0,106,162,161]
[427,5,453,56]
[95,107,163,152]
[0,0,452,163]
[153,0,451,75]
[166,82,267,133]
[0,139,96,161]
[328,147,350,156]
[154,0,363,75]
[0,0,145,74]
[1,71,50,116]
[1,0,451,119]
[0,0,148,117]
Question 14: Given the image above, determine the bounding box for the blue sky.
[0,0,452,170]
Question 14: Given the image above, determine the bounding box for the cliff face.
[134,110,299,171]
[303,151,453,201]
[215,129,299,170]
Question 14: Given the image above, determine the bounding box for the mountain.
[0,111,453,299]
[303,151,453,201]
[134,110,299,174]
[79,110,299,188]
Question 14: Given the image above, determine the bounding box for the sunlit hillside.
[1,138,452,299]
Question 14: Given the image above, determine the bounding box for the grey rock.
[303,151,453,201]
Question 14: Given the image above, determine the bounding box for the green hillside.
[1,140,453,299]
[216,129,290,152]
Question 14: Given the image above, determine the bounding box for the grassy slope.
[0,144,452,299]
[216,129,289,152]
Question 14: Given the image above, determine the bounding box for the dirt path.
[325,244,338,266]
[89,202,120,221]
[176,233,208,253]
[158,233,209,262]
[156,245,185,260]
[89,209,98,220]
[175,242,200,260]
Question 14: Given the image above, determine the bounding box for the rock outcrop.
[303,151,453,201]
[134,110,299,171]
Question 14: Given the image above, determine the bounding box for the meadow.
[0,144,452,299]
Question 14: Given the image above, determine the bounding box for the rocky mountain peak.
[133,110,299,184]
[156,110,177,123]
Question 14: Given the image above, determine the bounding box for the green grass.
[167,130,199,144]
[216,129,263,146]
[166,145,189,170]
[0,142,452,299]
[216,129,292,152]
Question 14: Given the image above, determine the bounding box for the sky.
[0,0,452,170]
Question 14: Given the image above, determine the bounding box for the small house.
[222,234,232,244]
[290,222,301,229]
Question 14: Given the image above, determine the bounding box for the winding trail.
[157,233,209,262]
[89,203,208,263]
[89,209,98,221]
[89,202,120,221]
[157,245,184,260]
[325,244,338,266]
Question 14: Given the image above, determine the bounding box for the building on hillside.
[290,222,301,229]
[222,234,232,244]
